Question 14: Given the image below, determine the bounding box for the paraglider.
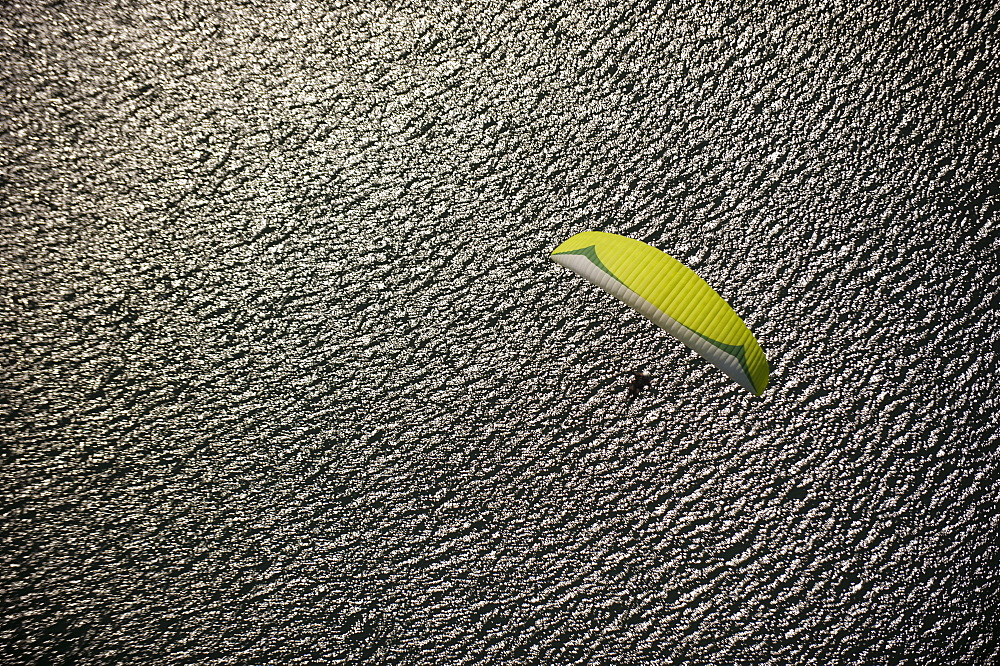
[550,231,769,395]
[625,368,654,406]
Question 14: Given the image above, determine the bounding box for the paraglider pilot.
[625,368,653,406]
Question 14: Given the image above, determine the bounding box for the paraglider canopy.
[550,231,769,395]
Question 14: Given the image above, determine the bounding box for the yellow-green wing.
[550,231,769,395]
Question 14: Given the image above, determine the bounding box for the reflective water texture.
[3,1,998,664]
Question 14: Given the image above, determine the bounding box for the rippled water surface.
[3,1,999,664]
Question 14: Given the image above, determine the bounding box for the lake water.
[2,1,998,664]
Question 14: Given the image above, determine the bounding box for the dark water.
[3,1,999,664]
